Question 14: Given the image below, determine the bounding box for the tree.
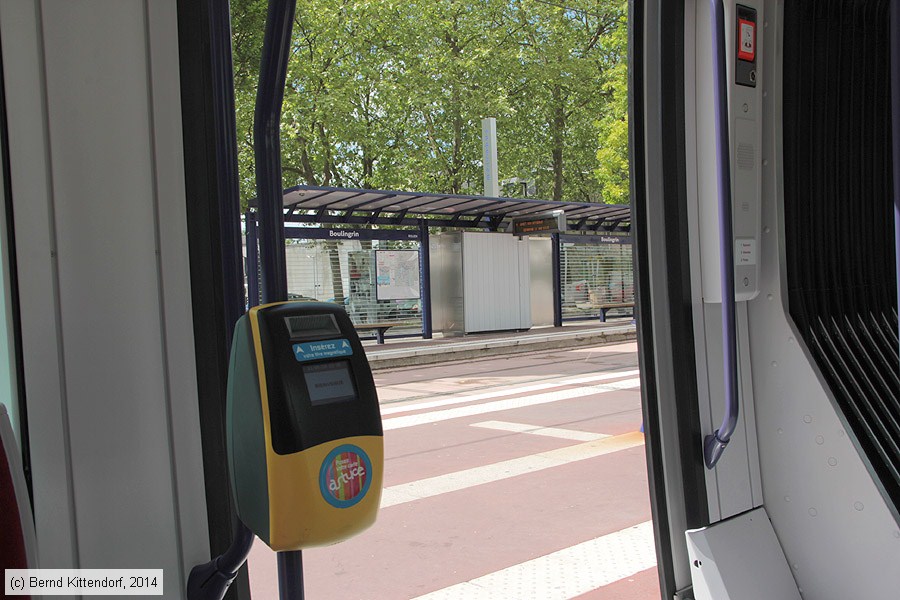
[499,0,625,202]
[229,0,629,206]
[594,2,629,205]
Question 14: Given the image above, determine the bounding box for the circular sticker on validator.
[319,445,372,508]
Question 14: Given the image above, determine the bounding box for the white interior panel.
[686,507,800,600]
[695,0,764,304]
[684,0,763,523]
[1,1,209,596]
[0,0,80,572]
[145,0,211,574]
[684,2,900,596]
[742,3,900,598]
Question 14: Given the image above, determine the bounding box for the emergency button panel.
[738,18,755,61]
[735,5,757,87]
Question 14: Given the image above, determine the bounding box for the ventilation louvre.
[783,0,900,508]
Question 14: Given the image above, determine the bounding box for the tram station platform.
[363,320,637,370]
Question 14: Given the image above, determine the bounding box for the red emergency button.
[738,18,756,62]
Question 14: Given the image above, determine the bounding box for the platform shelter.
[246,185,633,342]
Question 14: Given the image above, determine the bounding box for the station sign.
[597,235,632,245]
[512,213,565,236]
[559,234,633,246]
[285,227,420,242]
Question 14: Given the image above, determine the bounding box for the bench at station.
[354,322,419,344]
[596,302,635,322]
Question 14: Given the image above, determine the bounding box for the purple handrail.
[704,0,741,469]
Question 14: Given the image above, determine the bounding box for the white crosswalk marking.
[411,521,657,600]
[471,420,609,441]
[380,431,645,508]
[381,378,641,430]
[381,369,640,415]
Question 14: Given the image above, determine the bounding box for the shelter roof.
[257,185,631,232]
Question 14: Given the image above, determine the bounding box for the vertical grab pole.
[891,0,900,360]
[254,0,302,598]
[255,0,295,305]
[277,552,304,600]
[704,0,741,469]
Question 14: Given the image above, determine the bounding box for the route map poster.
[375,250,420,300]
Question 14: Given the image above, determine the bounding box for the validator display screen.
[302,360,358,406]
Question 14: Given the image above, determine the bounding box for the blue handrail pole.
[891,0,900,361]
[419,219,433,339]
[257,0,307,597]
[704,0,740,469]
[277,551,304,600]
[255,0,296,304]
[255,0,303,597]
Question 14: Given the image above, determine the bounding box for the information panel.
[512,213,565,236]
[375,250,420,300]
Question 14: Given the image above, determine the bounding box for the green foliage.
[230,0,629,207]
[594,3,629,205]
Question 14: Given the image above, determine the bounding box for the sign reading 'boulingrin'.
[285,227,420,242]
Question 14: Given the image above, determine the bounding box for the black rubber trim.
[176,1,250,598]
[783,0,900,514]
[629,2,674,594]
[0,23,31,505]
[632,0,710,596]
[655,1,710,529]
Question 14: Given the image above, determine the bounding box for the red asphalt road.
[248,342,658,599]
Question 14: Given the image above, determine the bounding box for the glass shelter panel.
[560,240,634,321]
[283,238,423,336]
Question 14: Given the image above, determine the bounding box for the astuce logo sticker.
[319,445,372,508]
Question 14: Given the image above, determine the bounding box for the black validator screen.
[302,360,357,406]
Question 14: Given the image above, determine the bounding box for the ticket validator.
[228,302,383,551]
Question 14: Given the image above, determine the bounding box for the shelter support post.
[551,232,562,327]
[419,219,433,339]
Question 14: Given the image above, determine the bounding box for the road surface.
[248,341,657,599]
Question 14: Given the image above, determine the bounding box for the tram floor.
[248,341,657,600]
